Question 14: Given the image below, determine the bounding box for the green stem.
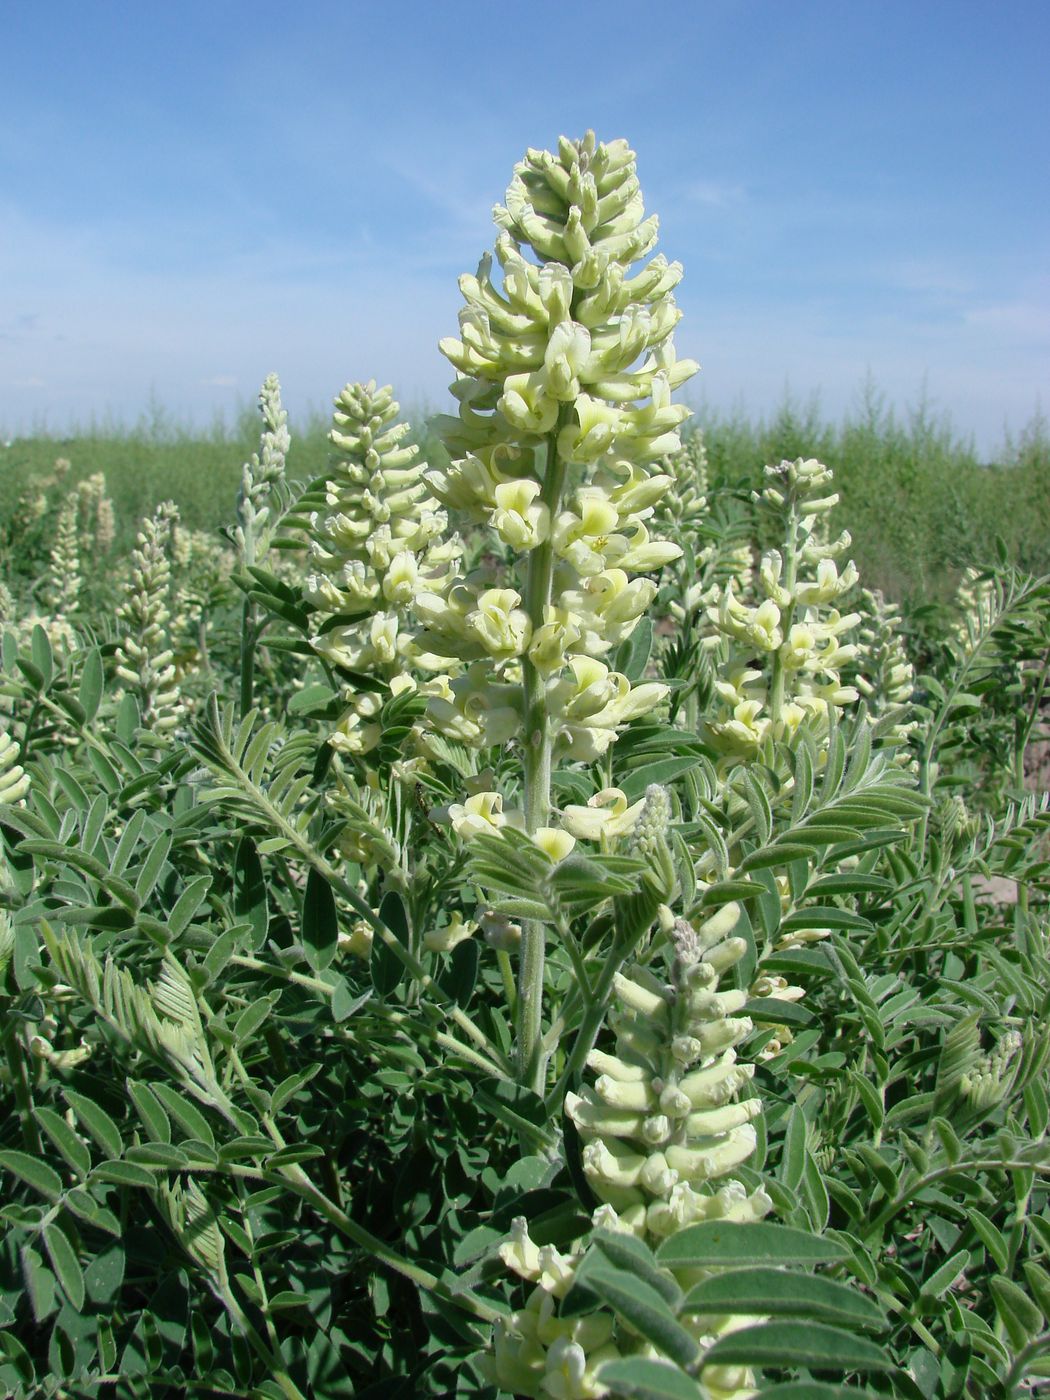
[218,1281,308,1400]
[517,410,571,1092]
[197,612,211,671]
[222,1044,491,1311]
[961,874,978,934]
[235,1179,285,1363]
[1001,1328,1050,1395]
[372,1005,510,1081]
[239,598,258,720]
[2,1025,41,1154]
[767,500,798,732]
[16,696,43,766]
[559,924,594,1005]
[684,685,699,736]
[192,1156,500,1321]
[544,922,640,1116]
[226,957,509,1075]
[861,1155,1050,1241]
[497,948,517,1016]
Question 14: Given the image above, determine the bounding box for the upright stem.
[517,414,570,1091]
[544,928,635,1115]
[768,501,799,731]
[2,1025,42,1154]
[238,509,258,719]
[239,598,257,719]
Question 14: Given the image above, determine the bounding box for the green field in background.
[2,392,1047,602]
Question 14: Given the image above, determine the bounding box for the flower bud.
[480,910,522,951]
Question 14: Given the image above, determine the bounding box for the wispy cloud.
[963,290,1050,345]
[682,179,746,209]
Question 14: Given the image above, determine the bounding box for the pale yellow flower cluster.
[704,458,862,759]
[307,381,458,667]
[490,907,769,1399]
[0,727,30,805]
[419,133,695,766]
[444,789,578,864]
[304,381,461,752]
[656,430,708,536]
[234,373,290,568]
[48,492,82,625]
[114,502,184,736]
[953,565,997,653]
[853,589,918,760]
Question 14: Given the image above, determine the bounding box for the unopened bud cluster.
[962,1029,1022,1112]
[704,458,862,758]
[852,589,918,759]
[234,373,290,569]
[656,431,708,536]
[953,566,997,653]
[491,904,769,1398]
[114,502,185,736]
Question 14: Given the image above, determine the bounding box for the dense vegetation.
[3,389,1048,604]
[0,132,1048,1400]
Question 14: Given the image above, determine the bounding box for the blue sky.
[2,1,1046,453]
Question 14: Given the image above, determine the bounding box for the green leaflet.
[656,1221,848,1269]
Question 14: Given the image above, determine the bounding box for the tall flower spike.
[95,494,116,553]
[423,132,697,1087]
[303,381,460,751]
[114,502,185,737]
[48,492,81,622]
[422,133,696,767]
[852,588,918,761]
[657,430,709,536]
[234,373,290,570]
[75,471,109,555]
[490,904,770,1398]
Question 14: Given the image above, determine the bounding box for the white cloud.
[682,178,746,209]
[963,293,1050,344]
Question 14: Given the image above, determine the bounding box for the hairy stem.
[768,498,799,731]
[517,412,571,1092]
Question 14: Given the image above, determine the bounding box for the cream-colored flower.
[447,790,510,840]
[490,479,550,550]
[561,787,646,842]
[532,827,576,861]
[423,912,476,952]
[338,922,374,960]
[466,588,532,659]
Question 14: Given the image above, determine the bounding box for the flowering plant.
[0,131,1047,1400]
